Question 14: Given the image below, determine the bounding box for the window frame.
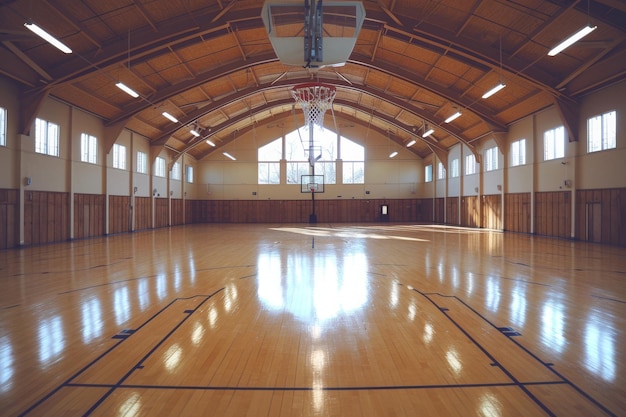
[543,126,565,161]
[155,156,166,177]
[0,107,6,147]
[465,154,477,175]
[136,151,147,174]
[186,165,194,183]
[587,110,616,153]
[80,133,97,164]
[35,117,60,157]
[112,143,126,170]
[510,139,526,167]
[425,164,433,183]
[484,146,499,172]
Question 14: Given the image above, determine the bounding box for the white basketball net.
[292,83,337,129]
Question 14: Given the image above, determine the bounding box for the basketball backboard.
[301,174,325,193]
[262,1,365,69]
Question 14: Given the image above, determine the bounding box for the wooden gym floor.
[0,223,624,416]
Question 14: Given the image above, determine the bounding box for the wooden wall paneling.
[0,189,19,249]
[155,198,168,228]
[434,198,444,223]
[74,194,105,239]
[171,199,183,225]
[134,197,151,230]
[446,197,459,225]
[109,195,131,234]
[482,195,502,230]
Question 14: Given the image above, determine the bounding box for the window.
[171,161,181,180]
[341,136,364,184]
[450,158,459,178]
[186,165,193,183]
[425,164,433,182]
[155,157,166,177]
[437,162,446,180]
[80,133,97,164]
[0,107,6,146]
[511,139,526,166]
[544,126,565,161]
[485,147,499,171]
[137,151,147,174]
[258,138,282,184]
[35,118,59,156]
[112,144,126,170]
[465,154,477,175]
[587,111,616,153]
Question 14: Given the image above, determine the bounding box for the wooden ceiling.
[1,0,625,162]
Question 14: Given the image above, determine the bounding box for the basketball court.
[2,223,624,416]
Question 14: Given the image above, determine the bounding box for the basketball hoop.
[292,82,336,129]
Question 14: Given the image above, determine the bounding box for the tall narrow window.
[0,107,6,146]
[171,161,181,180]
[425,164,433,182]
[450,158,459,178]
[587,111,616,153]
[437,162,446,179]
[80,133,97,164]
[511,139,526,166]
[544,126,565,161]
[112,144,126,170]
[485,147,499,171]
[137,151,147,174]
[342,136,364,184]
[186,165,194,183]
[35,118,59,156]
[155,157,166,177]
[465,154,477,175]
[258,138,282,184]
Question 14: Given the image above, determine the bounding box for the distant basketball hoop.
[292,82,337,131]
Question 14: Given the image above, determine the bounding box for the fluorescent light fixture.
[162,111,178,123]
[115,82,139,98]
[206,140,215,147]
[406,140,416,147]
[422,128,435,138]
[223,152,236,160]
[389,151,398,158]
[548,25,597,56]
[445,111,462,123]
[482,83,506,99]
[24,22,72,54]
[190,129,200,137]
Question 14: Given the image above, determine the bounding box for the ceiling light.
[162,111,178,123]
[223,152,236,160]
[24,22,72,54]
[206,140,215,147]
[482,83,506,99]
[406,140,416,147]
[548,25,597,56]
[445,111,461,123]
[190,129,200,137]
[115,82,139,98]
[389,151,398,158]
[422,128,435,138]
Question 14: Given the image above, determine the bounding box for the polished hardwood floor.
[0,223,624,416]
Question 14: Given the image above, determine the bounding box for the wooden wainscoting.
[504,193,531,233]
[73,193,105,239]
[155,198,169,228]
[446,197,459,225]
[535,191,571,239]
[171,198,184,226]
[134,196,152,231]
[434,198,445,223]
[575,188,626,246]
[186,199,431,224]
[0,188,19,249]
[23,191,69,245]
[461,195,480,228]
[481,194,502,230]
[109,195,131,234]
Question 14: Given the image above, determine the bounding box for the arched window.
[341,136,364,184]
[258,138,281,184]
[286,126,337,184]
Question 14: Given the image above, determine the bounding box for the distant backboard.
[262,1,365,69]
[301,174,325,193]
